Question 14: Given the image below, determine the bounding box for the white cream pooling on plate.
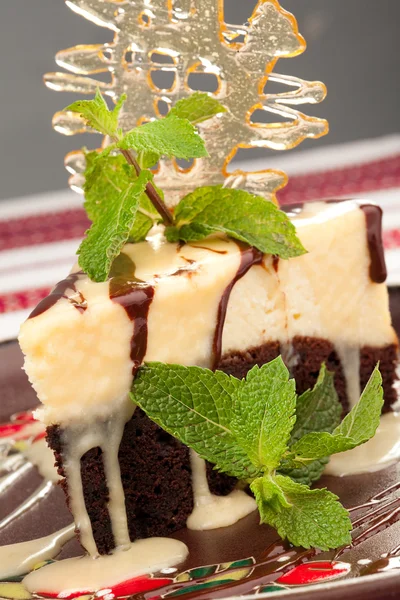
[187,450,257,530]
[325,412,400,477]
[0,525,75,580]
[23,537,189,596]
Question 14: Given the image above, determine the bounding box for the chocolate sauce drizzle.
[109,254,154,375]
[212,244,264,370]
[272,255,279,273]
[28,272,86,319]
[188,244,228,255]
[360,204,387,284]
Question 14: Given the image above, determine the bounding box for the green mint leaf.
[287,366,384,463]
[65,89,126,138]
[251,476,292,513]
[290,364,342,443]
[137,150,160,169]
[289,432,355,462]
[168,92,227,125]
[83,151,159,242]
[78,169,153,281]
[120,115,208,160]
[251,474,352,550]
[167,186,306,259]
[334,365,383,443]
[129,192,160,242]
[130,363,261,480]
[278,365,342,485]
[279,458,330,487]
[231,358,296,471]
[83,151,133,222]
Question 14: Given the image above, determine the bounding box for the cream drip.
[187,450,256,530]
[0,525,75,579]
[325,412,400,477]
[23,538,189,596]
[334,344,361,409]
[61,401,134,556]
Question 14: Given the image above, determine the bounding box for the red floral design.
[276,560,351,586]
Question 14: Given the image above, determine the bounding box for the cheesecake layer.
[19,201,397,425]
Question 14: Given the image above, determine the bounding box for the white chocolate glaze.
[23,537,188,595]
[187,451,256,531]
[22,438,60,483]
[0,525,74,579]
[61,402,134,556]
[334,344,361,409]
[325,412,400,476]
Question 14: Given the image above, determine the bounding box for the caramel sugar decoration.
[45,0,328,206]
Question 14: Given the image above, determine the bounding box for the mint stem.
[119,147,174,227]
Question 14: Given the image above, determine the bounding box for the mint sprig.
[83,151,160,243]
[66,90,306,280]
[166,186,306,259]
[128,362,259,480]
[131,360,384,550]
[286,367,383,468]
[231,360,296,471]
[66,89,126,138]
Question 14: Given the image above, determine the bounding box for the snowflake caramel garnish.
[45,0,328,205]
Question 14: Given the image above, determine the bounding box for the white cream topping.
[19,202,396,424]
[20,279,134,426]
[23,537,188,595]
[187,450,257,530]
[128,238,242,367]
[0,525,75,579]
[280,201,396,348]
[325,412,400,477]
[334,344,361,409]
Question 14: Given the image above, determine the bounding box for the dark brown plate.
[1,340,400,600]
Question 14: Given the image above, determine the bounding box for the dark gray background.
[0,1,399,200]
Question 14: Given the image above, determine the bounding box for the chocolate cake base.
[47,336,398,555]
[219,338,397,413]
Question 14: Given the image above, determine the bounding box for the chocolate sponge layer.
[47,337,398,554]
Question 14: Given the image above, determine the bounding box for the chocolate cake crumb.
[290,337,349,413]
[217,342,280,380]
[360,345,398,412]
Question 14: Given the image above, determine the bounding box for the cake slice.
[19,200,398,555]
